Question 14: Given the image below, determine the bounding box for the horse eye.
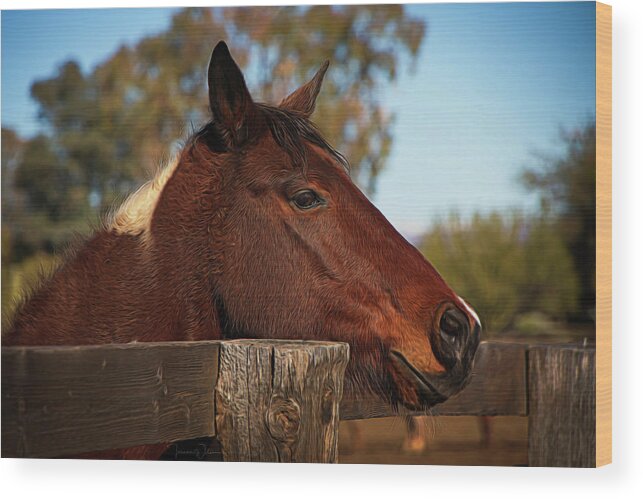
[292,190,322,210]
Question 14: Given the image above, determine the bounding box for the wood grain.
[528,345,596,467]
[1,341,220,458]
[2,339,598,466]
[214,339,349,463]
[340,342,527,420]
[595,1,612,467]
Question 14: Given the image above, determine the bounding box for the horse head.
[154,42,479,410]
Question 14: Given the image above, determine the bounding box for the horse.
[3,41,481,460]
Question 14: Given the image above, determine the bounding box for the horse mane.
[107,155,181,239]
[109,103,349,239]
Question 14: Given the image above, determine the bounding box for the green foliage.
[15,135,76,221]
[522,121,596,318]
[419,212,579,334]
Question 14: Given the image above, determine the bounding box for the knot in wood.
[266,396,301,443]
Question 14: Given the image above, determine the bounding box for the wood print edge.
[595,0,612,467]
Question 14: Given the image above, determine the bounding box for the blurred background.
[1,3,596,464]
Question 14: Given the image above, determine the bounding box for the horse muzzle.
[389,305,481,409]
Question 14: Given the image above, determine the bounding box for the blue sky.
[1,2,596,239]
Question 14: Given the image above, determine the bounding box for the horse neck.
[5,228,223,346]
[5,145,227,347]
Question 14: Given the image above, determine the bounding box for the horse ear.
[208,41,255,148]
[279,61,330,118]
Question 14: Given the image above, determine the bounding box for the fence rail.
[1,339,596,466]
[340,342,528,419]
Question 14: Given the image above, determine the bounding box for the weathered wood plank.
[340,342,527,420]
[2,341,220,458]
[215,339,349,463]
[528,345,596,467]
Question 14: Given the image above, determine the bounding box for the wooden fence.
[1,340,596,467]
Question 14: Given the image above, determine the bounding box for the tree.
[15,135,76,222]
[222,5,425,193]
[27,5,425,217]
[522,120,596,320]
[1,127,23,222]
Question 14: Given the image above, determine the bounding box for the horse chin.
[388,350,449,411]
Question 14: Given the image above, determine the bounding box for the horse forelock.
[257,104,349,173]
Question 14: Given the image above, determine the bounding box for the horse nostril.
[430,306,473,372]
[439,308,469,351]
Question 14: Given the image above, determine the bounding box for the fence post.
[214,339,349,463]
[528,345,596,467]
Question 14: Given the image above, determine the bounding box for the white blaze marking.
[458,296,481,327]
